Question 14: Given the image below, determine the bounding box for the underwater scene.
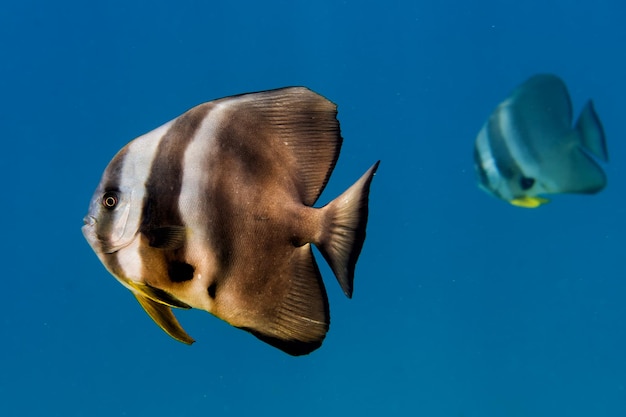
[2,1,625,416]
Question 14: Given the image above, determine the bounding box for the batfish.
[82,87,379,355]
[474,74,607,208]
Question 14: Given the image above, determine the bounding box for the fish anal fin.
[240,245,330,356]
[317,161,380,298]
[133,293,195,345]
[557,148,607,194]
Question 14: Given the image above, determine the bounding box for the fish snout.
[83,215,96,227]
[82,215,98,242]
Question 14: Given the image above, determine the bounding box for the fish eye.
[102,191,119,209]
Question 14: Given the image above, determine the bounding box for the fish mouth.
[81,215,112,252]
[81,215,99,248]
[81,215,97,240]
[82,216,131,255]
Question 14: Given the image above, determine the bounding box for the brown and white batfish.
[82,87,379,355]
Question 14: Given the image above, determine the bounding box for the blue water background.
[2,1,625,416]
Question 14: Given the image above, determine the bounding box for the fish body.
[82,87,379,355]
[474,74,607,207]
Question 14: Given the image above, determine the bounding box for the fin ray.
[133,293,195,345]
[317,161,379,298]
[242,245,330,356]
[127,281,192,309]
[226,87,342,206]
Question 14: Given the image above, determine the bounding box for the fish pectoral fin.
[239,245,330,356]
[510,196,550,208]
[133,293,195,345]
[143,226,187,250]
[316,161,379,298]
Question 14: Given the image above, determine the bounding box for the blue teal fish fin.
[541,101,608,195]
[548,145,606,194]
[576,100,608,162]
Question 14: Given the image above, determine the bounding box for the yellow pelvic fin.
[510,196,550,208]
[133,293,195,345]
[126,281,191,309]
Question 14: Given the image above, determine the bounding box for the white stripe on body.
[115,120,174,283]
[177,102,233,311]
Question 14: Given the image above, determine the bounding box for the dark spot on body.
[520,176,535,190]
[168,261,195,282]
[207,283,216,299]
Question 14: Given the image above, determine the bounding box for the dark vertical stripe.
[95,146,130,281]
[96,146,129,252]
[102,146,130,191]
[140,105,211,234]
[473,145,490,188]
[138,105,212,284]
[487,112,521,180]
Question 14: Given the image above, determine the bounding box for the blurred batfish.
[82,87,379,355]
[474,74,607,208]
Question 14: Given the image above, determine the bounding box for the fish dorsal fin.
[511,74,573,130]
[505,74,575,153]
[133,293,195,345]
[222,87,342,206]
[240,245,330,356]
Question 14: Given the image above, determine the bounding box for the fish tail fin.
[317,161,379,298]
[576,100,608,162]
